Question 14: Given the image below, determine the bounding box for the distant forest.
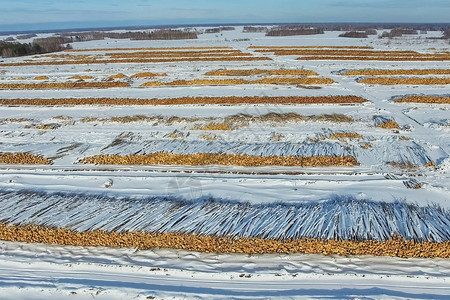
[266,26,324,36]
[60,29,197,42]
[0,37,71,58]
[1,25,449,58]
[0,29,197,58]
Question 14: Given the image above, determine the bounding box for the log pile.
[256,49,419,56]
[67,47,233,52]
[0,96,368,106]
[69,75,93,80]
[205,69,318,76]
[131,72,167,77]
[250,48,450,61]
[394,96,450,104]
[80,152,359,167]
[0,82,131,89]
[77,113,352,125]
[377,120,400,129]
[225,112,353,123]
[193,123,233,130]
[33,76,49,80]
[44,54,100,60]
[358,77,450,85]
[108,73,127,79]
[254,77,333,84]
[140,78,334,87]
[328,132,362,140]
[248,46,374,49]
[0,57,271,66]
[108,51,252,58]
[0,223,448,258]
[342,69,450,76]
[0,152,51,164]
[297,56,450,61]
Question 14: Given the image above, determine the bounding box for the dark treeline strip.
[339,31,369,38]
[60,29,197,42]
[0,29,198,58]
[204,27,235,33]
[0,37,71,58]
[243,26,268,33]
[380,28,419,38]
[266,26,324,36]
[442,30,450,39]
[16,34,38,40]
[285,23,449,31]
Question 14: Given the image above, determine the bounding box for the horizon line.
[1,21,449,35]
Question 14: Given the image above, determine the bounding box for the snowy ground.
[0,26,449,299]
[1,240,450,299]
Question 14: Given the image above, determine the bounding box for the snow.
[0,26,449,299]
[0,168,448,207]
[0,240,450,299]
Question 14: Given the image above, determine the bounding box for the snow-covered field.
[0,26,449,299]
[1,240,450,300]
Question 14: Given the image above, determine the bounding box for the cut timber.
[0,223,448,258]
[0,96,368,106]
[80,152,359,167]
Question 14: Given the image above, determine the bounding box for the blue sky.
[0,0,449,31]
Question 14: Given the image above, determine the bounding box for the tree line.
[266,26,324,36]
[0,37,71,58]
[60,29,197,42]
